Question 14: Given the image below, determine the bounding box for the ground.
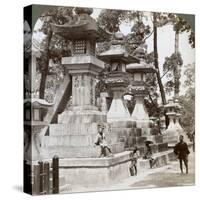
[65,149,195,193]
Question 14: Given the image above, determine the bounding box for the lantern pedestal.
[58,55,106,124]
[131,94,150,128]
[105,72,131,122]
[107,88,130,122]
[163,112,179,147]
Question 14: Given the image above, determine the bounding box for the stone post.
[52,156,59,194]
[100,92,109,114]
[131,94,149,121]
[163,100,179,146]
[107,84,130,122]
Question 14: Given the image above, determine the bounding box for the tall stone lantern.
[51,8,109,124]
[98,32,138,122]
[126,45,156,127]
[174,99,190,143]
[163,99,178,146]
[174,99,183,132]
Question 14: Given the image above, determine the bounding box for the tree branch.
[160,68,171,79]
[142,30,154,43]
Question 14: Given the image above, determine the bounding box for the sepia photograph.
[23,4,195,195]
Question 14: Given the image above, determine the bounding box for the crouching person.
[94,123,113,158]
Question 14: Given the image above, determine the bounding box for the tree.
[178,63,195,133]
[163,14,194,98]
[163,52,183,96]
[35,7,73,99]
[97,9,128,33]
[151,12,172,105]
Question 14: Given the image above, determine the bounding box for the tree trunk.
[175,30,179,54]
[39,68,48,99]
[39,31,52,99]
[174,30,180,99]
[153,13,167,105]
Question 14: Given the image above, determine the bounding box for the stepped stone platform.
[59,149,176,188]
[40,122,125,159]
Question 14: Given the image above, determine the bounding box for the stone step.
[60,184,72,193]
[49,123,100,136]
[125,142,169,156]
[40,142,125,159]
[125,136,147,148]
[41,132,121,147]
[57,150,175,188]
[138,150,175,170]
[146,135,163,143]
[109,121,137,128]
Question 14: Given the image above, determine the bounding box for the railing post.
[44,162,50,194]
[33,164,40,195]
[52,155,59,194]
[23,160,32,194]
[38,161,44,195]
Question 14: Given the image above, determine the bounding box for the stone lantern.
[158,104,166,133]
[174,99,190,143]
[24,98,53,162]
[126,45,156,127]
[51,8,109,124]
[163,99,179,146]
[98,32,138,122]
[174,99,183,132]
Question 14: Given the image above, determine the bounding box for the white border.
[0,0,199,200]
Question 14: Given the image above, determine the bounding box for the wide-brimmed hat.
[97,123,105,128]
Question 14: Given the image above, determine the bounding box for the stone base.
[107,99,130,122]
[138,149,176,170]
[40,122,126,158]
[40,142,125,159]
[59,150,176,189]
[163,129,179,147]
[58,110,106,124]
[135,120,151,128]
[59,151,131,186]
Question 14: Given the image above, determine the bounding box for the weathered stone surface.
[40,142,125,159]
[59,151,132,186]
[58,110,106,124]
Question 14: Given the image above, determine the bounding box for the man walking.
[174,135,190,174]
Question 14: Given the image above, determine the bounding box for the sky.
[33,7,195,101]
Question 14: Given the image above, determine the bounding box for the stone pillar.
[175,113,183,131]
[167,113,176,129]
[58,55,106,124]
[160,115,166,133]
[100,92,109,114]
[107,87,130,122]
[71,73,97,110]
[131,94,149,121]
[163,112,179,146]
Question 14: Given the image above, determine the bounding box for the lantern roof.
[98,32,139,64]
[51,8,110,42]
[24,98,53,108]
[164,99,177,108]
[126,62,156,73]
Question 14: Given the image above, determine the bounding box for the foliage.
[97,9,128,33]
[184,63,195,88]
[125,11,151,54]
[167,13,195,48]
[163,52,183,95]
[179,63,195,133]
[35,7,74,99]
